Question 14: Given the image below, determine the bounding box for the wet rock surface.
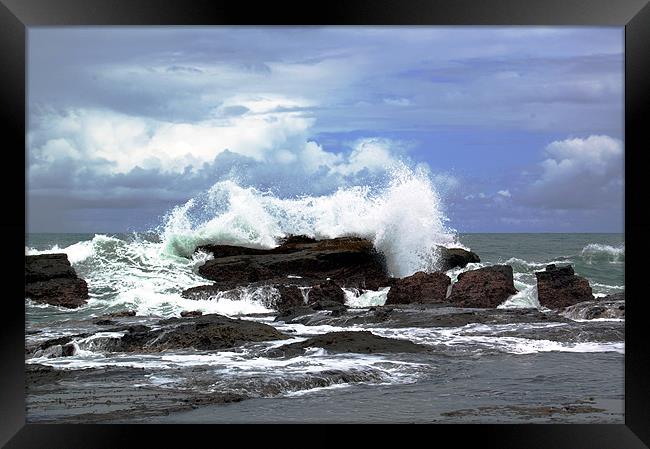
[562,292,625,320]
[448,265,517,308]
[440,402,606,419]
[275,285,306,312]
[305,280,346,305]
[268,331,429,357]
[436,247,480,271]
[276,303,570,328]
[115,314,289,352]
[26,364,246,423]
[386,271,450,305]
[195,236,390,290]
[536,264,594,309]
[25,254,89,308]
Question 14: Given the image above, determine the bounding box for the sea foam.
[26,165,460,316]
[159,164,460,277]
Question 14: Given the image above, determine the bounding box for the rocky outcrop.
[386,271,451,305]
[267,331,429,357]
[306,280,346,305]
[448,265,517,308]
[25,254,89,308]
[535,264,594,309]
[180,310,203,318]
[196,236,390,290]
[437,247,480,271]
[562,292,624,320]
[275,285,306,312]
[115,313,288,352]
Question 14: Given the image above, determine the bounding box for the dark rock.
[196,236,390,290]
[195,245,270,259]
[274,303,570,328]
[181,284,224,300]
[277,235,318,245]
[385,271,450,305]
[61,342,77,356]
[536,264,594,309]
[94,319,117,326]
[26,363,71,387]
[275,285,306,312]
[562,291,625,320]
[370,306,394,321]
[437,247,481,271]
[25,253,77,283]
[34,336,73,351]
[115,313,288,352]
[180,310,203,318]
[26,278,89,308]
[267,331,429,357]
[310,299,348,313]
[306,280,346,305]
[108,310,136,318]
[599,292,624,302]
[25,254,89,308]
[107,324,151,334]
[274,290,348,322]
[274,305,321,323]
[449,265,517,308]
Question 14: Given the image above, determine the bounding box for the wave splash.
[581,243,625,264]
[27,165,460,316]
[160,164,460,277]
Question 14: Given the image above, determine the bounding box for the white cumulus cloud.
[524,135,623,209]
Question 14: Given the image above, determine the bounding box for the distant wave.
[504,257,571,270]
[581,243,624,263]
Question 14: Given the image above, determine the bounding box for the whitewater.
[25,166,625,423]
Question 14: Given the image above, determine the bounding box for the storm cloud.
[27,27,624,232]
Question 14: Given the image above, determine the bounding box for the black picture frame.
[2,0,649,447]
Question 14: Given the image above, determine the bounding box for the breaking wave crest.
[581,243,624,264]
[159,164,460,277]
[26,165,459,316]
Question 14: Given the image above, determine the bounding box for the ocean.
[24,170,624,423]
[25,231,624,423]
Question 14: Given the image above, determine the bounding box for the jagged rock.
[25,254,89,308]
[562,292,625,320]
[385,271,450,305]
[25,253,77,283]
[536,264,594,309]
[195,236,390,290]
[25,277,89,308]
[180,310,203,318]
[275,285,306,312]
[437,247,481,271]
[449,265,517,308]
[306,280,346,305]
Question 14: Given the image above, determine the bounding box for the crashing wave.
[581,243,624,264]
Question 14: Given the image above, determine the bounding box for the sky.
[27,27,624,233]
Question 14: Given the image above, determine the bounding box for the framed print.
[2,0,649,447]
